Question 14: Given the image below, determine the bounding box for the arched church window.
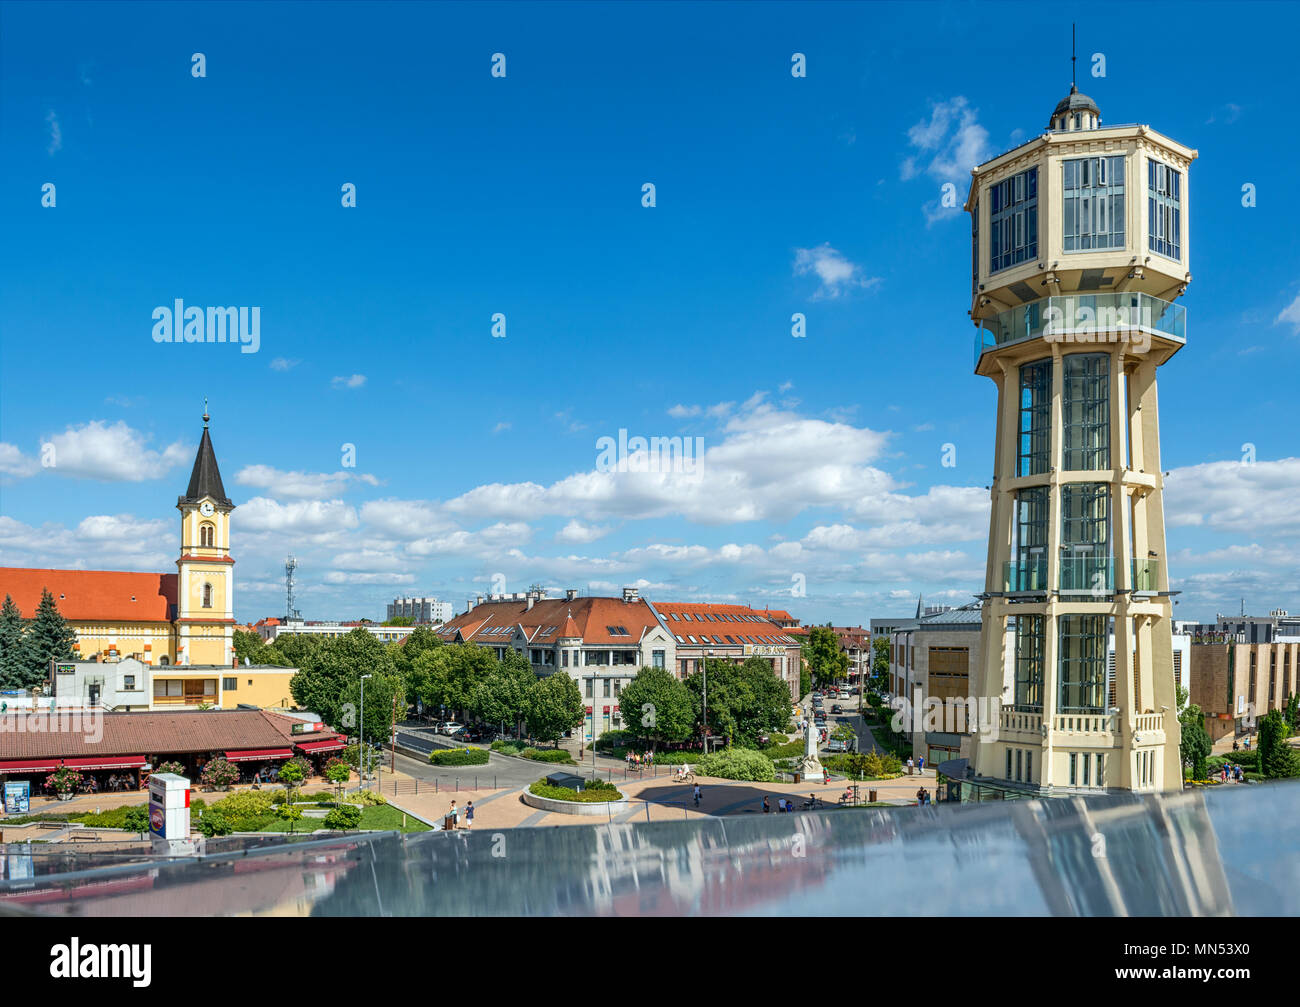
[202,583,213,609]
[200,522,215,548]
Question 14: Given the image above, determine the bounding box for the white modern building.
[386,596,454,624]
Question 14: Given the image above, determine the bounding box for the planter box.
[521,789,628,817]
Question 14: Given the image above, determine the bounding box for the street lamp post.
[360,674,372,790]
[702,651,712,755]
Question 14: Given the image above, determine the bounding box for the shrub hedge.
[528,777,623,803]
[695,748,776,782]
[429,747,490,767]
[518,748,574,764]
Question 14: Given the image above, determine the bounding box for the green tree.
[1177,699,1212,781]
[471,658,534,737]
[278,803,303,835]
[387,625,444,679]
[22,588,76,688]
[408,642,495,719]
[619,666,694,753]
[805,626,848,689]
[233,629,288,667]
[0,594,27,689]
[524,673,583,746]
[383,616,414,626]
[1285,694,1300,733]
[278,758,306,809]
[1259,709,1300,779]
[871,636,891,691]
[289,628,398,731]
[325,759,351,800]
[685,657,789,747]
[266,632,326,673]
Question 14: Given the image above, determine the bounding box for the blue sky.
[1,0,1298,625]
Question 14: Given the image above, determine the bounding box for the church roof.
[0,568,177,622]
[179,418,232,508]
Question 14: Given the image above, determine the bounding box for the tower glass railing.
[1004,556,1049,593]
[974,292,1187,367]
[1131,558,1160,593]
[1058,555,1115,595]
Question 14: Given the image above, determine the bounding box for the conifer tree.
[22,588,76,688]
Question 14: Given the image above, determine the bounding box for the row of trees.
[239,627,795,752]
[0,590,78,690]
[236,626,585,745]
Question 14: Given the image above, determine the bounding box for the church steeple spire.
[179,407,232,508]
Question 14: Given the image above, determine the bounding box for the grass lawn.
[259,803,431,834]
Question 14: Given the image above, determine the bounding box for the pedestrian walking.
[916,787,925,805]
[449,800,459,829]
[465,801,474,829]
[777,797,787,813]
[917,755,925,774]
[693,783,702,808]
[763,795,770,813]
[907,757,915,776]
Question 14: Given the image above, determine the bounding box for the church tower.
[175,406,236,666]
[964,75,1194,793]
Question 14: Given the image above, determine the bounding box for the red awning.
[60,756,147,771]
[223,748,294,762]
[0,759,59,773]
[295,738,345,754]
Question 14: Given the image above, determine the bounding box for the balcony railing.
[974,292,1187,367]
[1004,557,1048,593]
[1000,709,1043,735]
[1054,713,1116,735]
[1131,558,1160,593]
[1134,713,1165,733]
[1058,555,1114,595]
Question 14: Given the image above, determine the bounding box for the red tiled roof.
[0,709,340,762]
[0,568,177,622]
[438,596,661,647]
[653,601,799,645]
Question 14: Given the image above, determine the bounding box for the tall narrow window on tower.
[1017,359,1052,476]
[1063,156,1126,251]
[1060,483,1112,593]
[1058,615,1109,714]
[1012,487,1049,591]
[1148,159,1182,260]
[1062,353,1110,470]
[989,167,1038,272]
[1014,615,1045,712]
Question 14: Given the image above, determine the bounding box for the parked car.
[826,738,848,753]
[831,704,843,715]
[440,722,465,736]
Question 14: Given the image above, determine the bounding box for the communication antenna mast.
[285,555,302,620]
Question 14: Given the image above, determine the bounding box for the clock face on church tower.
[199,501,215,517]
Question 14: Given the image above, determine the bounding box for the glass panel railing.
[1058,555,1115,595]
[1131,558,1160,593]
[975,292,1186,366]
[1004,557,1049,592]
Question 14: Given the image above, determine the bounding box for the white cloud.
[270,358,299,371]
[668,404,701,419]
[46,110,62,155]
[492,422,511,433]
[901,96,990,182]
[556,519,612,544]
[0,444,40,478]
[323,571,416,585]
[792,243,881,300]
[331,374,367,389]
[235,464,379,500]
[40,421,189,481]
[1276,292,1300,334]
[238,497,360,534]
[0,513,171,571]
[1165,457,1300,536]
